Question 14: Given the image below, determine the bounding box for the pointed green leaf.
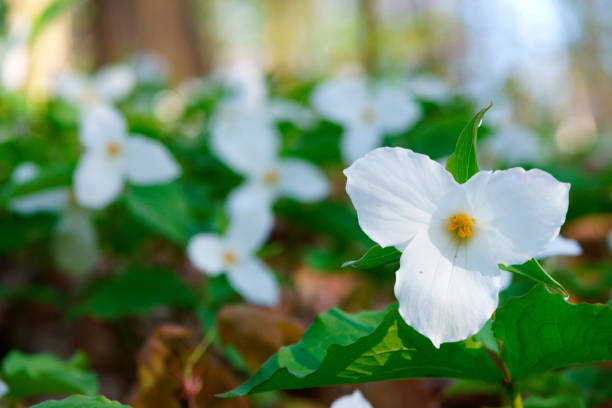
[223,304,503,397]
[31,395,131,408]
[341,245,401,270]
[125,183,193,245]
[445,103,492,183]
[499,259,568,298]
[493,285,612,381]
[2,351,98,398]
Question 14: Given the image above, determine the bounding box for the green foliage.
[223,303,502,397]
[2,351,98,398]
[342,244,400,270]
[499,259,568,298]
[493,285,612,381]
[124,182,193,245]
[30,0,82,42]
[74,267,196,319]
[445,103,492,183]
[31,395,131,408]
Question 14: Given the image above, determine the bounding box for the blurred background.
[0,0,611,407]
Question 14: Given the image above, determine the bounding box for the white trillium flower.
[311,76,422,163]
[344,147,570,347]
[187,208,279,306]
[331,390,372,408]
[55,64,136,112]
[0,379,8,399]
[210,102,329,215]
[74,105,180,209]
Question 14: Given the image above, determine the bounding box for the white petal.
[395,232,501,347]
[464,168,570,266]
[277,158,329,202]
[331,390,372,408]
[268,99,315,129]
[80,105,127,151]
[227,258,279,306]
[124,135,180,185]
[373,85,422,133]
[225,206,274,256]
[406,75,451,102]
[225,182,274,217]
[500,271,513,290]
[536,235,582,258]
[187,234,225,276]
[53,209,99,276]
[9,188,70,215]
[344,147,456,249]
[310,76,368,125]
[342,126,383,164]
[54,72,88,103]
[210,106,278,175]
[93,65,136,101]
[0,379,7,398]
[74,153,124,209]
[11,162,40,184]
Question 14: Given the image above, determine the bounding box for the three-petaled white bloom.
[311,75,422,163]
[55,64,136,112]
[210,99,329,215]
[74,105,180,209]
[345,147,569,347]
[331,390,372,408]
[187,207,279,306]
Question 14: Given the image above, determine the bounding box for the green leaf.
[223,303,503,397]
[493,285,612,381]
[341,245,401,270]
[445,103,492,183]
[31,395,131,408]
[2,351,98,398]
[74,268,196,319]
[124,183,193,245]
[30,0,82,42]
[499,259,568,298]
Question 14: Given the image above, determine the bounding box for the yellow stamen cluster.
[223,250,238,265]
[264,170,279,185]
[107,142,122,157]
[448,214,473,239]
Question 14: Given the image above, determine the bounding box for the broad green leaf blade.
[74,268,196,319]
[499,259,568,298]
[2,351,98,398]
[445,103,492,183]
[493,285,612,381]
[341,245,401,270]
[30,0,82,42]
[31,395,131,408]
[124,183,193,245]
[223,304,503,397]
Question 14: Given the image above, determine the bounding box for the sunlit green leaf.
[223,303,503,397]
[2,351,98,398]
[445,103,492,183]
[30,0,82,42]
[493,285,612,381]
[31,395,131,408]
[341,244,400,270]
[74,268,196,319]
[499,259,568,298]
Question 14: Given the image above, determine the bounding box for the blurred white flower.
[345,147,569,347]
[0,379,7,399]
[130,52,169,84]
[405,74,452,103]
[268,98,316,130]
[8,163,70,215]
[484,125,541,166]
[0,16,30,91]
[210,101,329,215]
[311,75,422,163]
[74,105,180,209]
[331,390,372,408]
[55,64,136,112]
[187,207,279,306]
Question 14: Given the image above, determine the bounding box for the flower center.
[107,142,122,157]
[263,169,279,185]
[448,214,473,239]
[223,250,238,265]
[79,85,98,105]
[361,106,375,122]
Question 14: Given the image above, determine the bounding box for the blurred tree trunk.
[91,0,208,81]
